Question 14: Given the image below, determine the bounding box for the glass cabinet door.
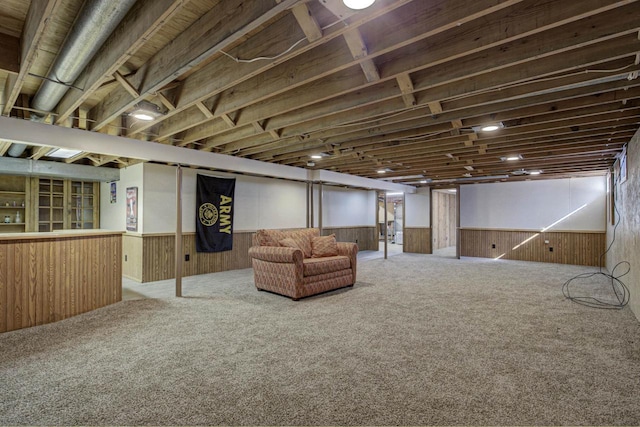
[37,179,99,231]
[38,179,65,232]
[71,181,95,229]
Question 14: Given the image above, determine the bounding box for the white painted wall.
[99,163,143,231]
[101,164,391,233]
[321,186,376,227]
[460,176,607,231]
[405,188,431,227]
[141,163,309,233]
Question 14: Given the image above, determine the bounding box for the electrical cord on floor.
[561,178,631,309]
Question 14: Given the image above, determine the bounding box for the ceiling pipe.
[7,0,137,157]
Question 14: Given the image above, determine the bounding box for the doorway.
[431,188,459,258]
[378,192,404,256]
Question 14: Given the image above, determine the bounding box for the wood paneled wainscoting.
[322,226,378,251]
[403,227,432,254]
[123,232,254,283]
[0,230,123,333]
[124,227,379,283]
[460,229,606,266]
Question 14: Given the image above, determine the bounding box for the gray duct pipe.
[8,0,137,157]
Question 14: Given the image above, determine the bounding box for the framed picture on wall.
[126,187,138,232]
[110,182,116,204]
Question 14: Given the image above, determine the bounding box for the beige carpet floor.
[1,253,639,425]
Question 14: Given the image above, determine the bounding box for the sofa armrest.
[337,241,358,258]
[248,246,304,264]
[337,242,358,284]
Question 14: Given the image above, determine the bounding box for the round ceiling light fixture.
[343,0,376,10]
[131,112,155,121]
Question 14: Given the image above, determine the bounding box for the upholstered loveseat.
[248,228,358,300]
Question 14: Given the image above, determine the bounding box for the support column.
[318,182,323,234]
[175,165,183,297]
[383,191,388,259]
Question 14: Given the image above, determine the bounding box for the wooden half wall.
[0,230,122,333]
[124,226,378,283]
[460,229,606,266]
[322,226,378,251]
[403,227,432,254]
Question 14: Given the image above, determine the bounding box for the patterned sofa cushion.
[303,255,351,277]
[286,229,314,258]
[311,234,338,258]
[256,228,318,258]
[255,229,286,247]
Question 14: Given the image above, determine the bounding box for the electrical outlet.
[124,255,127,262]
[491,244,496,249]
[355,239,358,243]
[549,247,553,252]
[185,254,190,261]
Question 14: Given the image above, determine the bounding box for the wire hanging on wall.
[561,172,631,309]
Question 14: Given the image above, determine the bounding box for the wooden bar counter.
[0,230,123,333]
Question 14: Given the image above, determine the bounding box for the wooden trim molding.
[459,228,606,266]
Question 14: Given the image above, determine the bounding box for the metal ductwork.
[8,0,137,157]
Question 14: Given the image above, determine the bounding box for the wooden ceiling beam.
[281,129,635,172]
[89,0,302,131]
[247,81,640,160]
[396,73,416,108]
[114,71,140,98]
[333,133,633,169]
[291,3,322,42]
[55,0,185,124]
[379,0,640,79]
[172,2,637,150]
[2,0,60,116]
[205,36,640,154]
[343,28,380,82]
[318,132,635,175]
[150,0,524,141]
[30,145,53,160]
[306,125,637,165]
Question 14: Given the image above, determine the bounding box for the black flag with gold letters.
[196,174,235,252]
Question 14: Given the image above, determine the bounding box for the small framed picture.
[110,182,117,204]
[126,187,138,232]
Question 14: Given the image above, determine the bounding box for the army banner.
[196,174,235,252]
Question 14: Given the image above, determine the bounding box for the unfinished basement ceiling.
[0,0,639,187]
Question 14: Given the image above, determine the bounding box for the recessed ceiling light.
[377,169,386,174]
[131,112,155,121]
[501,154,523,161]
[420,180,427,184]
[343,0,375,10]
[529,170,541,175]
[47,148,83,158]
[310,155,323,159]
[479,122,504,132]
[129,101,163,121]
